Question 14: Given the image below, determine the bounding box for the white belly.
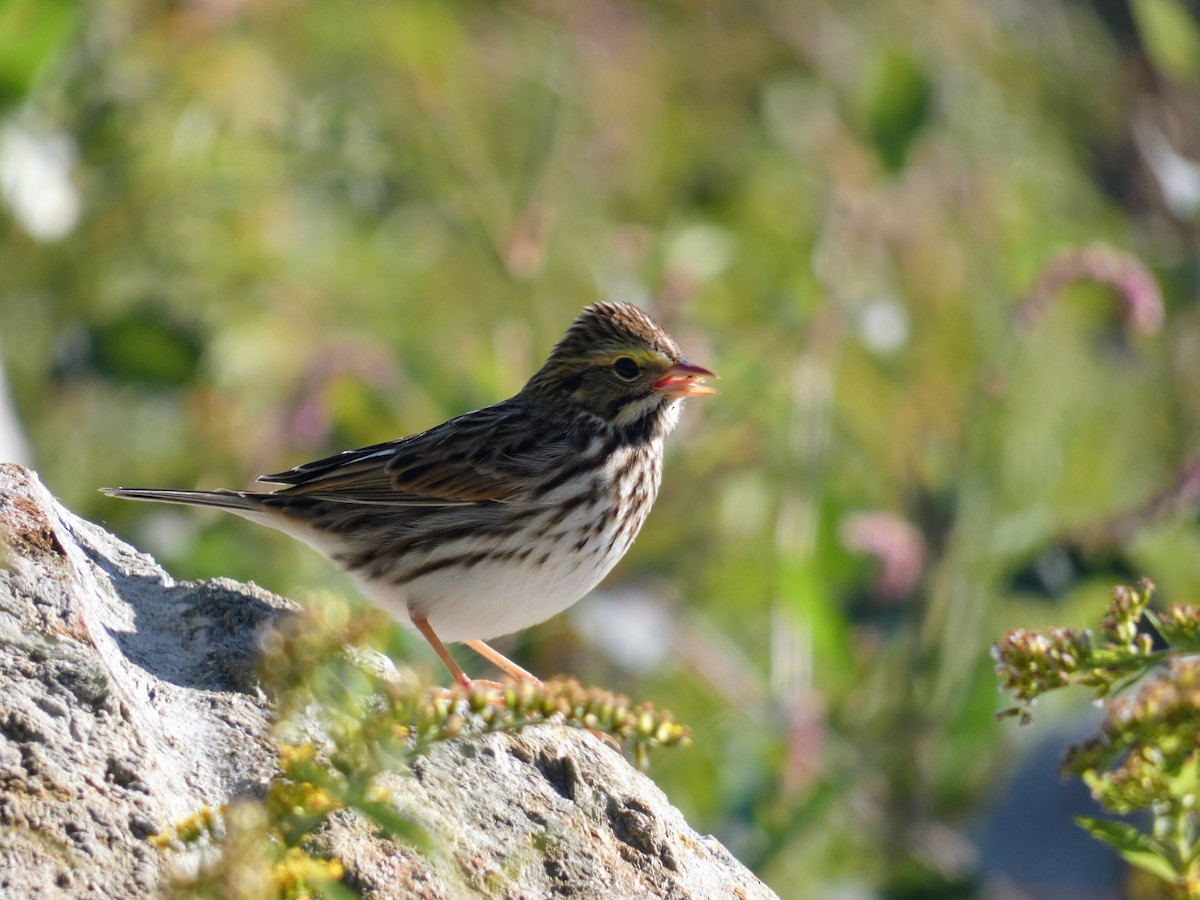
[358,537,622,642]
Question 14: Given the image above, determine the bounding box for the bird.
[103,302,716,687]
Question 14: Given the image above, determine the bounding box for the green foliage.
[995,581,1200,897]
[90,310,204,387]
[155,602,689,897]
[993,580,1162,711]
[860,52,933,172]
[0,0,76,103]
[1131,0,1200,83]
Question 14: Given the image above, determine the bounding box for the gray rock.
[0,464,777,899]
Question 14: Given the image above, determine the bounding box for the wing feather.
[259,404,557,507]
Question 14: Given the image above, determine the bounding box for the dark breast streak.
[270,403,669,593]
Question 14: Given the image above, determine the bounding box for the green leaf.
[0,0,76,104]
[1146,610,1200,652]
[1167,754,1200,803]
[1076,817,1181,882]
[1131,0,1200,83]
[314,879,365,900]
[90,311,203,387]
[353,799,432,851]
[861,51,933,172]
[776,557,852,686]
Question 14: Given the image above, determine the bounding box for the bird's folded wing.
[257,407,544,506]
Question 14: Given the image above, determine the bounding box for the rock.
[0,464,286,898]
[0,464,777,899]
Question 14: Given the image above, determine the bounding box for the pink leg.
[412,615,470,687]
[463,639,542,684]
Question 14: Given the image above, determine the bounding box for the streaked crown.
[523,302,712,430]
[552,302,681,361]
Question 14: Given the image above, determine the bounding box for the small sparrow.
[104,303,715,686]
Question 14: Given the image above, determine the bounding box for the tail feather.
[103,486,344,556]
[100,487,265,512]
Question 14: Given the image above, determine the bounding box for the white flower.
[0,119,81,242]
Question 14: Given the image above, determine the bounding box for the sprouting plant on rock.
[994,579,1200,897]
[153,605,690,898]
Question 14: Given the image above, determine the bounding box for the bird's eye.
[612,357,640,381]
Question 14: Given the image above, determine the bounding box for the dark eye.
[612,357,640,381]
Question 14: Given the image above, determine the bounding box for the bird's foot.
[588,729,623,752]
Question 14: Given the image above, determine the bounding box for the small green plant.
[155,604,690,897]
[994,579,1200,897]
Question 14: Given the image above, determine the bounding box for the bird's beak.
[653,359,718,397]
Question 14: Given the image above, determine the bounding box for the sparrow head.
[526,302,716,429]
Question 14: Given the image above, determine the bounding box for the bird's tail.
[102,485,337,554]
[100,487,266,512]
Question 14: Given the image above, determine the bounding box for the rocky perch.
[0,464,776,899]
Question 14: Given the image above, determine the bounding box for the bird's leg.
[462,643,619,752]
[411,617,507,693]
[411,615,471,688]
[456,636,617,752]
[463,639,542,684]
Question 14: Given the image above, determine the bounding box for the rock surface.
[0,464,777,899]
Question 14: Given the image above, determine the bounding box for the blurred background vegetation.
[4,0,1200,896]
